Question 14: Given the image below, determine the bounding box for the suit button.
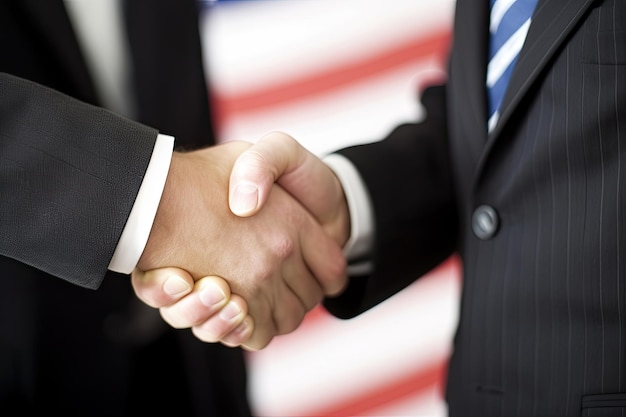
[472,205,499,240]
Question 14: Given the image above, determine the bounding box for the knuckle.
[269,235,295,259]
[276,309,304,335]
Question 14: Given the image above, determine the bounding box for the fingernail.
[199,284,226,307]
[231,183,258,215]
[163,275,191,296]
[219,301,242,320]
[233,318,251,336]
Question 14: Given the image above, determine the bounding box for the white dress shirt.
[323,154,375,274]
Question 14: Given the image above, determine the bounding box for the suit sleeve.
[0,72,159,289]
[323,84,459,319]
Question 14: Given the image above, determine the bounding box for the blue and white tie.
[487,0,538,132]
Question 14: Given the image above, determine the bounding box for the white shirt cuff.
[323,153,375,275]
[108,134,175,274]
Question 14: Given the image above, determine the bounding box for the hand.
[229,131,351,247]
[131,267,253,348]
[135,141,347,349]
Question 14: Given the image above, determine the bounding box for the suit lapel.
[451,0,491,143]
[20,0,98,104]
[474,0,596,184]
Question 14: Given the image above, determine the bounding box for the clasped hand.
[131,133,351,350]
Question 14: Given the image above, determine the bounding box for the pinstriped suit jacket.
[324,0,626,415]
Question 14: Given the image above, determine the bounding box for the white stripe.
[488,110,500,132]
[490,0,518,33]
[203,0,455,95]
[486,18,531,87]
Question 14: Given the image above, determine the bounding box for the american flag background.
[200,1,460,415]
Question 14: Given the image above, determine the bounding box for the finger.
[229,132,341,223]
[220,315,255,348]
[159,275,231,329]
[243,271,308,350]
[270,259,311,333]
[131,267,194,308]
[299,214,348,297]
[281,256,324,313]
[191,294,250,343]
[237,280,305,350]
[236,296,275,350]
[241,281,311,351]
[263,190,326,311]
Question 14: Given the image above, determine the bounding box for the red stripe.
[210,28,451,124]
[306,360,448,416]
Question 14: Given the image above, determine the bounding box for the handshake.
[131,132,351,351]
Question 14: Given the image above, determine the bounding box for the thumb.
[229,132,344,226]
[131,266,194,308]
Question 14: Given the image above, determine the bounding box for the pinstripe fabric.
[446,0,626,415]
[325,0,626,415]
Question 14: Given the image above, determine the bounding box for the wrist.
[137,151,184,271]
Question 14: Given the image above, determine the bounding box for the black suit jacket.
[0,1,250,415]
[325,0,626,415]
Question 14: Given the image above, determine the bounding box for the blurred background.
[201,1,459,415]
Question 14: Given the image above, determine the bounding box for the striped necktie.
[487,0,538,132]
